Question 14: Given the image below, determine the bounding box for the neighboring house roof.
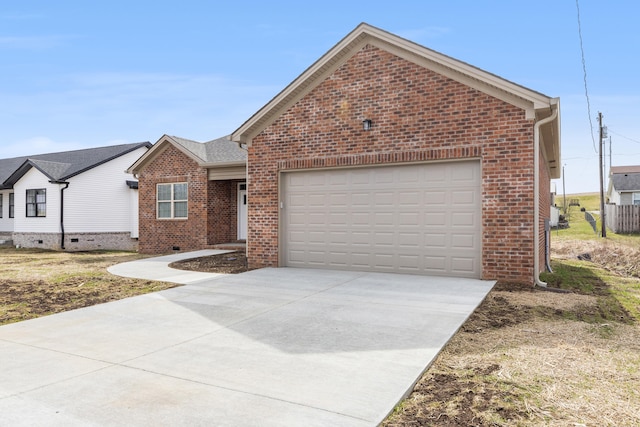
[610,171,640,192]
[127,135,247,174]
[230,22,561,178]
[0,142,151,189]
[611,165,640,175]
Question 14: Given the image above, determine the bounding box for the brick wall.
[13,232,137,251]
[208,179,242,244]
[138,145,210,254]
[248,44,540,283]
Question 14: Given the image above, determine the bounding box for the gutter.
[533,105,558,287]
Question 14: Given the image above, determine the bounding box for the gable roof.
[0,142,151,189]
[127,135,247,175]
[230,22,561,178]
[610,166,640,192]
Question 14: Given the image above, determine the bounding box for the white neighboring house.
[607,165,640,205]
[0,142,151,251]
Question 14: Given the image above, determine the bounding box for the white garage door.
[282,161,481,278]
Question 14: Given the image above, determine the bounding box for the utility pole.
[598,112,607,237]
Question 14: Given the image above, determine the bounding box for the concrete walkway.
[0,252,495,426]
[107,249,234,284]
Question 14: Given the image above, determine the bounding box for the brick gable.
[137,144,210,254]
[248,44,539,283]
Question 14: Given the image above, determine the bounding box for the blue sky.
[1,1,639,194]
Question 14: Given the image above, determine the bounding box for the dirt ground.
[0,249,176,325]
[169,251,251,274]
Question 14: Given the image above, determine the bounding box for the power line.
[575,0,598,154]
[609,129,640,144]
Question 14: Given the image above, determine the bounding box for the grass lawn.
[0,248,176,325]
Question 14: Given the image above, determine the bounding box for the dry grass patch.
[0,247,176,325]
[384,238,640,426]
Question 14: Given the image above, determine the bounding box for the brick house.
[229,23,560,284]
[127,135,247,254]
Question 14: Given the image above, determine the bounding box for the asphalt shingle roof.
[611,172,640,192]
[0,142,151,189]
[168,135,246,164]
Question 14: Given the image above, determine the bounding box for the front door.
[237,183,248,240]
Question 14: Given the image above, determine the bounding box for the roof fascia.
[127,136,204,174]
[536,100,561,179]
[202,160,247,168]
[231,23,557,145]
[62,142,151,180]
[3,160,53,187]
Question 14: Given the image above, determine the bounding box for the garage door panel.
[424,212,447,226]
[328,212,348,226]
[398,191,420,206]
[425,190,447,205]
[329,193,349,206]
[374,192,395,206]
[424,255,447,272]
[308,213,327,226]
[351,192,371,206]
[424,233,447,248]
[374,232,395,246]
[451,234,475,249]
[283,161,481,278]
[451,257,476,275]
[308,231,326,244]
[398,232,420,247]
[289,213,307,226]
[398,255,420,270]
[374,168,395,184]
[451,190,476,205]
[374,212,394,226]
[451,212,476,227]
[351,252,372,267]
[351,212,371,226]
[399,212,419,226]
[397,167,420,184]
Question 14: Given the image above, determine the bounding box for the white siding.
[610,189,621,205]
[0,190,13,232]
[620,192,633,205]
[13,168,62,233]
[63,147,147,233]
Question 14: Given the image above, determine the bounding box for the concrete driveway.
[0,254,494,426]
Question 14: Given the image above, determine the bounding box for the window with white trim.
[157,183,188,219]
[26,189,46,217]
[0,194,3,218]
[633,192,640,206]
[9,193,14,218]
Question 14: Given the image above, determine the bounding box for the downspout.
[59,182,70,250]
[533,106,558,287]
